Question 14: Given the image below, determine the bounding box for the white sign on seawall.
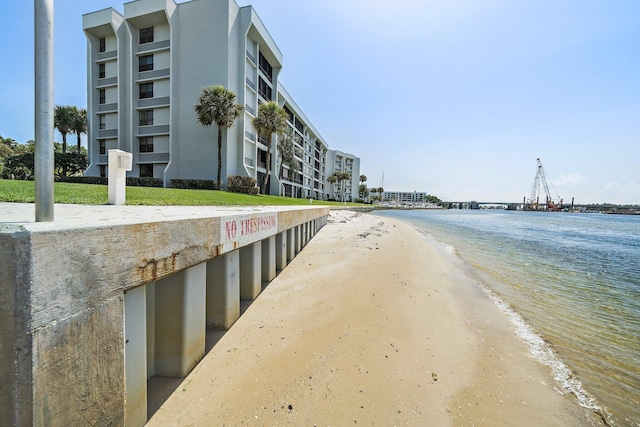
[219,213,278,251]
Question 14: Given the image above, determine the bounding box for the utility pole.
[34,0,55,221]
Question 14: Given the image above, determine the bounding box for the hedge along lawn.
[0,179,367,207]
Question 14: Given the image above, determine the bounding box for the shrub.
[56,176,163,187]
[57,176,108,185]
[170,179,217,190]
[227,175,259,194]
[126,177,164,187]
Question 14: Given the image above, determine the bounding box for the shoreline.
[148,210,603,426]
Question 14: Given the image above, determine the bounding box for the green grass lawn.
[0,179,366,207]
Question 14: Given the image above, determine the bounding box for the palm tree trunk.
[62,134,67,177]
[262,138,272,195]
[217,127,223,190]
[77,133,81,152]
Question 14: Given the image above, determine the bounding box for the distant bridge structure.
[442,201,521,210]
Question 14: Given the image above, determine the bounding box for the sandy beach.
[147,210,602,426]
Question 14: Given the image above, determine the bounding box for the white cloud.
[554,173,584,188]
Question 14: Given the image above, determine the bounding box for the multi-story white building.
[383,191,429,204]
[325,150,361,202]
[83,0,345,199]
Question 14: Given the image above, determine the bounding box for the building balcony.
[245,77,256,92]
[137,68,170,81]
[98,102,118,113]
[136,152,170,163]
[97,50,117,61]
[97,129,118,138]
[137,124,170,135]
[137,39,170,54]
[96,76,118,88]
[138,96,170,109]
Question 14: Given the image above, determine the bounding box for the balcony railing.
[246,50,256,64]
[138,68,170,81]
[97,50,117,61]
[98,103,118,112]
[138,97,170,108]
[259,65,272,82]
[137,39,170,53]
[245,77,256,91]
[97,77,118,87]
[137,124,170,135]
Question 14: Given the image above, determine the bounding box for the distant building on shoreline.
[325,150,361,202]
[382,191,429,204]
[82,0,358,200]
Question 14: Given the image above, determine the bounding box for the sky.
[1,1,639,205]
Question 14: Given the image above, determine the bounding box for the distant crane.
[526,158,563,211]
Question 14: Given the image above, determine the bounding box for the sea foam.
[476,282,613,424]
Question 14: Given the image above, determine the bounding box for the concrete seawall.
[0,203,328,426]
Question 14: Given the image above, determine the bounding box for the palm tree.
[359,174,367,199]
[252,101,288,194]
[277,127,301,181]
[327,173,338,199]
[54,105,74,176]
[54,105,74,154]
[71,107,88,152]
[335,171,351,202]
[194,85,244,190]
[359,184,369,201]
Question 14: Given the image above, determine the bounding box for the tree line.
[1,105,88,180]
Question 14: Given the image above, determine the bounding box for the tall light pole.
[34,0,55,221]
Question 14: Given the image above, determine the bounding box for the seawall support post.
[206,251,240,329]
[286,228,295,262]
[276,231,287,272]
[295,225,301,253]
[153,263,206,377]
[124,286,148,427]
[240,242,261,300]
[261,236,276,283]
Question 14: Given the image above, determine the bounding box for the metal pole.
[34,0,55,221]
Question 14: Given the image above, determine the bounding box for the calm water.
[375,209,640,426]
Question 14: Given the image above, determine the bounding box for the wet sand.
[147,210,602,426]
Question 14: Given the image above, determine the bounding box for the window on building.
[139,137,154,153]
[258,149,267,168]
[99,115,106,130]
[99,37,106,52]
[139,83,153,99]
[140,164,153,177]
[99,89,106,104]
[98,63,105,79]
[99,140,106,155]
[258,51,273,82]
[139,55,154,72]
[139,110,153,126]
[258,77,272,100]
[99,165,106,177]
[283,106,294,123]
[139,27,154,44]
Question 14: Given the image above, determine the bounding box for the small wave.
[476,282,615,425]
[442,242,457,255]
